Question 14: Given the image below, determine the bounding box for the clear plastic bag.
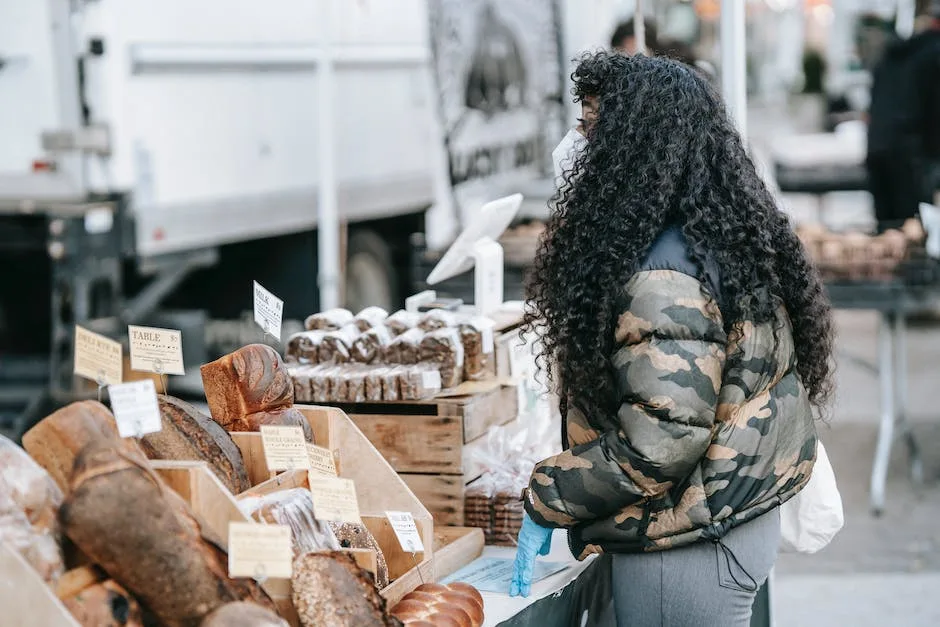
[382,367,403,401]
[365,366,387,402]
[385,310,420,336]
[419,328,465,389]
[351,325,393,364]
[286,331,326,364]
[459,317,495,381]
[287,365,315,402]
[399,364,442,401]
[238,488,341,556]
[344,367,368,403]
[386,328,424,365]
[353,307,389,332]
[304,308,354,331]
[318,324,360,364]
[418,309,457,332]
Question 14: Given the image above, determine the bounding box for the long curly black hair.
[525,51,834,423]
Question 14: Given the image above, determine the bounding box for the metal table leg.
[870,313,894,516]
[893,312,924,486]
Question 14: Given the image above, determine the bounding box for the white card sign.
[108,379,162,438]
[253,281,284,341]
[260,425,310,471]
[228,522,293,579]
[73,325,123,386]
[128,325,185,375]
[385,511,424,553]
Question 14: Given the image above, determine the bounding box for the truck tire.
[345,230,398,313]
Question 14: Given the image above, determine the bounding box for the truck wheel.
[345,230,398,313]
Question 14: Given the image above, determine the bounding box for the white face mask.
[552,127,588,183]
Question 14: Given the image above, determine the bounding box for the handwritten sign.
[308,475,360,523]
[306,444,338,476]
[441,557,569,593]
[253,281,284,341]
[108,379,162,438]
[74,325,122,386]
[128,325,185,375]
[260,425,310,471]
[228,522,293,579]
[386,511,424,553]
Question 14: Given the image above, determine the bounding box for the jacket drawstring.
[716,539,759,592]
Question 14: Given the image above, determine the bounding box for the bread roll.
[232,407,313,443]
[61,578,144,627]
[201,344,294,429]
[139,395,250,495]
[200,601,288,627]
[59,440,273,627]
[291,552,400,627]
[22,400,123,492]
[389,583,484,627]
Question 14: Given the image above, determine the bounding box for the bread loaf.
[231,407,313,443]
[22,400,122,492]
[318,324,360,364]
[238,488,340,556]
[59,440,273,626]
[418,310,457,332]
[353,307,390,332]
[139,396,250,495]
[385,310,420,336]
[386,329,424,365]
[351,326,393,363]
[285,331,326,364]
[201,344,294,429]
[330,522,389,589]
[200,601,289,627]
[0,492,64,584]
[305,308,354,331]
[292,552,401,627]
[61,578,145,627]
[419,329,465,389]
[389,583,484,627]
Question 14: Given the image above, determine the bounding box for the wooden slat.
[401,474,465,526]
[362,514,428,581]
[432,527,485,580]
[445,384,518,443]
[347,413,463,474]
[1,543,80,627]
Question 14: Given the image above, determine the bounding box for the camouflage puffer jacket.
[525,227,817,559]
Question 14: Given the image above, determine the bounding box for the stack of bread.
[285,308,496,404]
[797,218,926,281]
[1,341,483,627]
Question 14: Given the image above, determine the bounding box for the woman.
[510,52,833,626]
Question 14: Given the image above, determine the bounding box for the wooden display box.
[329,380,518,526]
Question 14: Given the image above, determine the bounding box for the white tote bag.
[779,441,844,554]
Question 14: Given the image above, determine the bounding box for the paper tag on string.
[253,281,284,341]
[306,444,338,476]
[260,425,310,471]
[386,511,425,553]
[228,522,292,579]
[128,325,185,375]
[74,325,123,386]
[308,475,361,522]
[108,380,162,438]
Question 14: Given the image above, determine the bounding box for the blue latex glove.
[509,513,553,597]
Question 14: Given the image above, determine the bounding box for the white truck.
[0,0,625,420]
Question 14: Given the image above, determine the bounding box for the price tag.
[227,522,293,579]
[108,379,162,438]
[386,511,425,553]
[74,325,123,386]
[260,425,310,471]
[308,475,360,522]
[253,281,284,341]
[128,325,185,375]
[421,368,441,389]
[306,444,338,476]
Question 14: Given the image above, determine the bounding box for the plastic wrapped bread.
[459,317,495,381]
[418,309,457,332]
[304,308,354,331]
[289,365,315,402]
[329,370,349,403]
[353,307,389,332]
[399,365,442,401]
[329,522,389,589]
[381,368,403,402]
[384,310,420,336]
[285,331,326,364]
[237,488,341,556]
[311,366,337,404]
[419,328,465,389]
[385,329,424,365]
[318,324,360,364]
[351,325,393,364]
[365,367,388,402]
[344,367,368,403]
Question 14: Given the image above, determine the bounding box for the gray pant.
[611,508,781,627]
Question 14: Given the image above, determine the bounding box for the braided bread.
[389,583,484,627]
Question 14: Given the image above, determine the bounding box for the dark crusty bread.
[22,401,124,492]
[201,344,294,429]
[59,440,274,627]
[292,552,401,627]
[139,395,250,494]
[231,407,313,443]
[200,601,288,627]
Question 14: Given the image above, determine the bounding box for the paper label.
[385,511,425,553]
[441,557,569,593]
[473,239,503,315]
[260,425,310,471]
[228,522,293,579]
[108,379,162,438]
[421,368,442,389]
[253,281,284,341]
[306,444,338,476]
[74,325,123,386]
[470,316,495,354]
[307,475,361,522]
[128,325,185,375]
